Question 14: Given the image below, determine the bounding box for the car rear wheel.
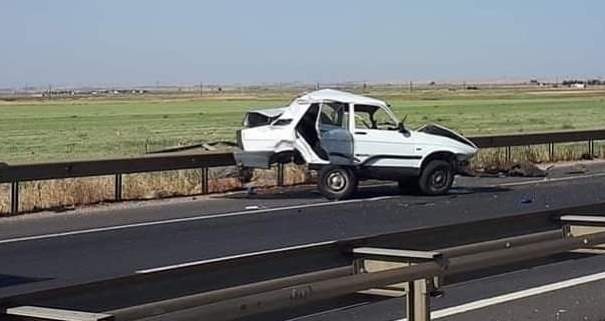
[318,166,358,200]
[418,160,454,195]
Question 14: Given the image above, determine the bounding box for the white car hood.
[417,123,477,149]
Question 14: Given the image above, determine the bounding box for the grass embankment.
[1,87,605,163]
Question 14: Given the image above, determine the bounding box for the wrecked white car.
[235,89,477,199]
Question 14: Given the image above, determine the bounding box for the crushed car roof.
[246,107,287,117]
[298,89,387,107]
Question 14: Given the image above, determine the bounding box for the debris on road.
[566,164,588,175]
[508,163,548,177]
[520,193,535,204]
[475,161,547,178]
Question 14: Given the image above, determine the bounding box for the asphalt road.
[1,162,605,320]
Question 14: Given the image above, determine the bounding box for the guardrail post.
[548,142,555,161]
[10,181,19,214]
[276,163,285,187]
[200,167,209,194]
[589,139,594,157]
[406,279,430,321]
[505,146,512,162]
[114,174,122,201]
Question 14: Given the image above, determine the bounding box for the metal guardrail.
[470,128,605,148]
[0,152,236,214]
[1,129,604,214]
[470,128,605,160]
[2,203,604,321]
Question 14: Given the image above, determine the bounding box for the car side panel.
[353,130,419,167]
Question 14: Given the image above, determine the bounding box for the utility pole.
[200,81,203,96]
[409,80,413,92]
[47,84,52,100]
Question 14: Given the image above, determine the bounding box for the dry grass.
[248,164,310,187]
[473,142,604,170]
[0,185,9,214]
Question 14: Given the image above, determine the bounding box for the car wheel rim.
[430,168,448,189]
[326,171,347,192]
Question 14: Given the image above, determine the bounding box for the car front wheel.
[418,160,454,195]
[318,166,358,200]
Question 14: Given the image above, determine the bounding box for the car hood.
[417,123,477,149]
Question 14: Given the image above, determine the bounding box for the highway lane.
[1,175,605,290]
[0,166,605,315]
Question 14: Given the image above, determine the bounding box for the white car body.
[235,89,477,198]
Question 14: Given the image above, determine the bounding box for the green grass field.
[2,86,605,164]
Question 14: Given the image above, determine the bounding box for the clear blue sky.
[1,0,604,87]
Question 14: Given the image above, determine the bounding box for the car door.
[316,102,354,165]
[352,104,419,167]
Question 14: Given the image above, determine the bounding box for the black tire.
[398,177,419,194]
[318,166,358,200]
[418,160,454,195]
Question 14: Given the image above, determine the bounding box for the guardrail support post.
[276,163,285,187]
[10,181,19,214]
[114,174,122,201]
[589,140,594,157]
[549,142,555,161]
[200,167,209,194]
[406,279,430,321]
[505,146,512,163]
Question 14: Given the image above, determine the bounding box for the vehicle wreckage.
[235,89,477,199]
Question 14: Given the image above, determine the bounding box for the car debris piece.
[235,89,478,199]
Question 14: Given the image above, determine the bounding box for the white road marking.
[0,196,397,245]
[496,172,605,187]
[135,240,336,274]
[391,270,605,321]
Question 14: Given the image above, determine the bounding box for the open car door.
[293,102,354,165]
[316,102,354,165]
